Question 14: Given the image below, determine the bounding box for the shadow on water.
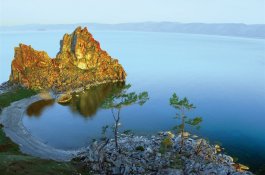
[69,82,125,117]
[26,82,126,118]
[27,99,55,117]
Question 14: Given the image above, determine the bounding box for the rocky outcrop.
[76,132,253,175]
[9,27,126,92]
[10,44,56,89]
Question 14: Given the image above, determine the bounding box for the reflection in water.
[26,82,125,117]
[101,84,149,148]
[26,99,55,117]
[18,32,265,173]
[69,82,125,117]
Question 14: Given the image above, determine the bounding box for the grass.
[0,124,20,154]
[0,124,90,175]
[0,88,90,175]
[169,154,184,169]
[135,146,145,151]
[0,154,77,175]
[159,137,173,154]
[0,88,37,112]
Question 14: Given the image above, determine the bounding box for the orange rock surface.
[9,27,126,92]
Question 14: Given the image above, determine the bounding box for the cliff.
[9,27,126,92]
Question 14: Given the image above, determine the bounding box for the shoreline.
[76,132,252,174]
[66,79,125,94]
[0,79,125,94]
[0,95,81,161]
[0,79,125,161]
[0,83,253,174]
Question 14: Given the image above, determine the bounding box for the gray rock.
[158,168,184,175]
[74,133,253,175]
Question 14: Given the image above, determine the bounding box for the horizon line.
[1,21,265,27]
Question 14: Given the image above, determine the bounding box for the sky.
[0,0,264,26]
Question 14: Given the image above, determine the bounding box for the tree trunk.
[179,111,185,154]
[114,108,121,149]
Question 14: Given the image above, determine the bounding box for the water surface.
[0,30,264,171]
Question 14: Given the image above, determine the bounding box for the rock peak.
[74,26,89,34]
[57,26,101,70]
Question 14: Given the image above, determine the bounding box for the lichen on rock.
[9,27,126,92]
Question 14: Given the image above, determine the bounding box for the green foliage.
[101,84,149,110]
[0,154,92,175]
[159,137,173,154]
[0,88,38,112]
[159,145,167,154]
[162,137,173,148]
[138,92,149,106]
[186,117,203,126]
[101,84,149,148]
[123,129,133,135]
[135,146,145,151]
[186,117,203,130]
[170,154,184,169]
[0,125,90,175]
[170,93,195,111]
[0,124,20,154]
[172,123,184,133]
[169,93,202,154]
[169,93,202,133]
[0,88,91,175]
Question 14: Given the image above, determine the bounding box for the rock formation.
[9,27,126,92]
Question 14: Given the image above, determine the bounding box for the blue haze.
[0,30,265,170]
[1,0,264,26]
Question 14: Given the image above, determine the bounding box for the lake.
[0,30,264,171]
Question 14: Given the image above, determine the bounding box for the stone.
[73,127,253,175]
[233,163,250,172]
[215,144,222,152]
[146,147,153,154]
[9,27,126,92]
[167,131,175,138]
[192,135,198,138]
[182,131,190,138]
[57,94,72,104]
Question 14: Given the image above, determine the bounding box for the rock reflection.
[26,99,55,117]
[26,82,125,118]
[101,84,149,148]
[69,82,125,117]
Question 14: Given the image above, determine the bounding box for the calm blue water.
[0,30,265,171]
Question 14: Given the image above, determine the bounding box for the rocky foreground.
[76,132,252,175]
[0,85,254,174]
[9,27,126,92]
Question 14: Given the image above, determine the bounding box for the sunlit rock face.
[9,27,126,92]
[10,44,56,88]
[57,27,95,70]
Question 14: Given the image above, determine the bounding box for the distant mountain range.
[1,22,265,39]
